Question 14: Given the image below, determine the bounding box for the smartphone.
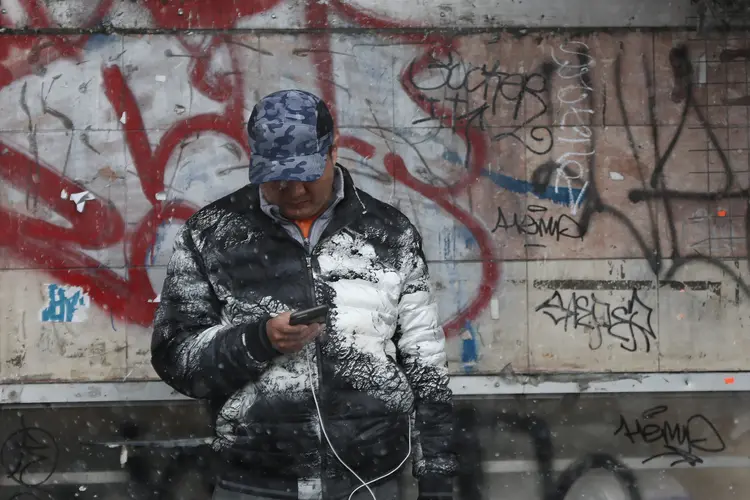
[289,304,329,326]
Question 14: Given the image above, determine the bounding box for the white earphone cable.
[306,350,411,500]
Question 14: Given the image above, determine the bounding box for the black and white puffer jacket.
[151,166,457,498]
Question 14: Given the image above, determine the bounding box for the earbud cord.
[306,351,412,500]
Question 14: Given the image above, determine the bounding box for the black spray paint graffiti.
[491,204,585,247]
[535,288,656,352]
[615,405,725,467]
[455,407,643,500]
[1,417,59,499]
[407,50,555,159]
[530,42,750,297]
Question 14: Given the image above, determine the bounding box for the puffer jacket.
[151,166,457,498]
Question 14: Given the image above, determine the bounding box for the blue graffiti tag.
[481,169,585,207]
[41,284,86,322]
[441,150,585,207]
[461,320,479,373]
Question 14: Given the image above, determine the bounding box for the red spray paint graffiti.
[0,18,248,324]
[0,0,500,336]
[324,1,500,337]
[142,0,284,30]
[0,0,115,89]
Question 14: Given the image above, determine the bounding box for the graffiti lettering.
[535,289,656,352]
[0,418,59,488]
[39,284,90,323]
[407,51,553,157]
[548,40,595,214]
[491,204,584,246]
[615,406,726,466]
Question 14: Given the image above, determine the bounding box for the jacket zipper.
[301,236,324,416]
[291,213,363,490]
[300,230,327,491]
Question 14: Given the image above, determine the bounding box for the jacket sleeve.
[394,224,458,497]
[151,224,278,400]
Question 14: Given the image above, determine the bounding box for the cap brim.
[248,153,327,184]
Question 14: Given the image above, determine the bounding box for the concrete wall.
[4,393,750,499]
[5,0,750,383]
[6,3,750,500]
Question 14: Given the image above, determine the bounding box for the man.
[151,89,456,500]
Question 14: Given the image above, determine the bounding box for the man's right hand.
[266,312,322,354]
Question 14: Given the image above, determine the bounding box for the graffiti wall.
[0,1,747,382]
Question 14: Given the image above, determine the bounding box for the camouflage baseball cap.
[247,89,334,184]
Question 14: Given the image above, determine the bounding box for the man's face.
[260,147,337,220]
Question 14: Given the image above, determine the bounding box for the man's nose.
[286,181,306,197]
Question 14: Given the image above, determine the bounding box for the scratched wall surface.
[2,1,750,382]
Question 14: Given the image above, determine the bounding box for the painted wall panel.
[0,1,749,382]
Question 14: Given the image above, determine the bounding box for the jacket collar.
[321,164,368,241]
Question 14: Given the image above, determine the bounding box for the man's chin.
[282,207,315,220]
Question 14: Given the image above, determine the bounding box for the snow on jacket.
[151,166,457,497]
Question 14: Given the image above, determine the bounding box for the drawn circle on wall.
[0,425,60,487]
